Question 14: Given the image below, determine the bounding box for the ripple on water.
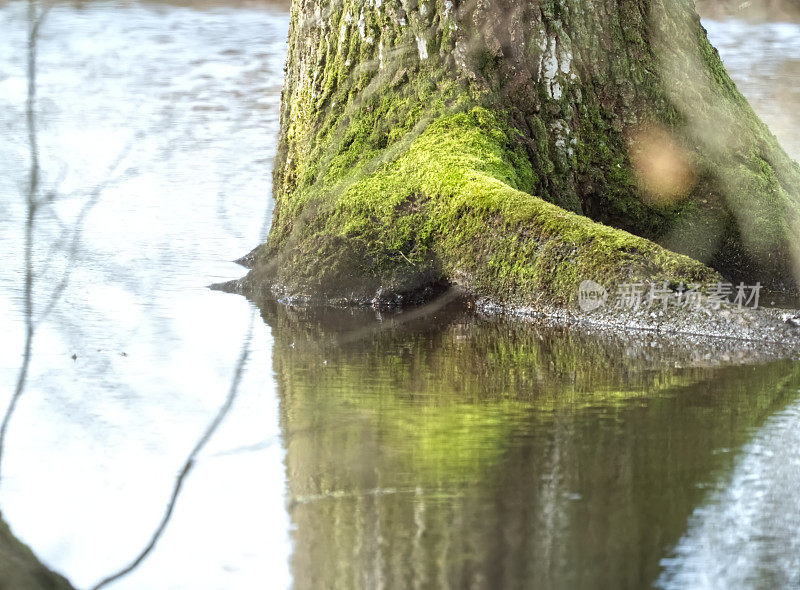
[658,398,800,589]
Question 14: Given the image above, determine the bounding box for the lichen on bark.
[239,0,800,307]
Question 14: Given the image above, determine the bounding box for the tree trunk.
[241,0,800,307]
[0,513,74,590]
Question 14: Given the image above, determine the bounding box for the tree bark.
[241,0,800,306]
[0,513,74,590]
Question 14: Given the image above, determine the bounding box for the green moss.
[253,107,717,304]
[256,0,800,307]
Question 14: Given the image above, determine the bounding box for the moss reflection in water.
[258,298,800,589]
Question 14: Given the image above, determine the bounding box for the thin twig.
[36,141,134,326]
[89,314,255,590]
[0,0,48,486]
[398,250,416,267]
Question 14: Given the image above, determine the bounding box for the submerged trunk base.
[238,0,800,328]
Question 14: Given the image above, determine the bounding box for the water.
[659,400,800,588]
[264,302,800,590]
[0,2,291,588]
[0,3,799,589]
[703,19,800,163]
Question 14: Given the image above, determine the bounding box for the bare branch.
[36,141,135,326]
[0,0,51,486]
[89,314,256,590]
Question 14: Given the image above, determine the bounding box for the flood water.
[0,3,799,589]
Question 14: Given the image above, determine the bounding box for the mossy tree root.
[243,0,800,307]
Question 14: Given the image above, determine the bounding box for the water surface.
[0,3,799,589]
[264,301,800,589]
[0,2,291,588]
